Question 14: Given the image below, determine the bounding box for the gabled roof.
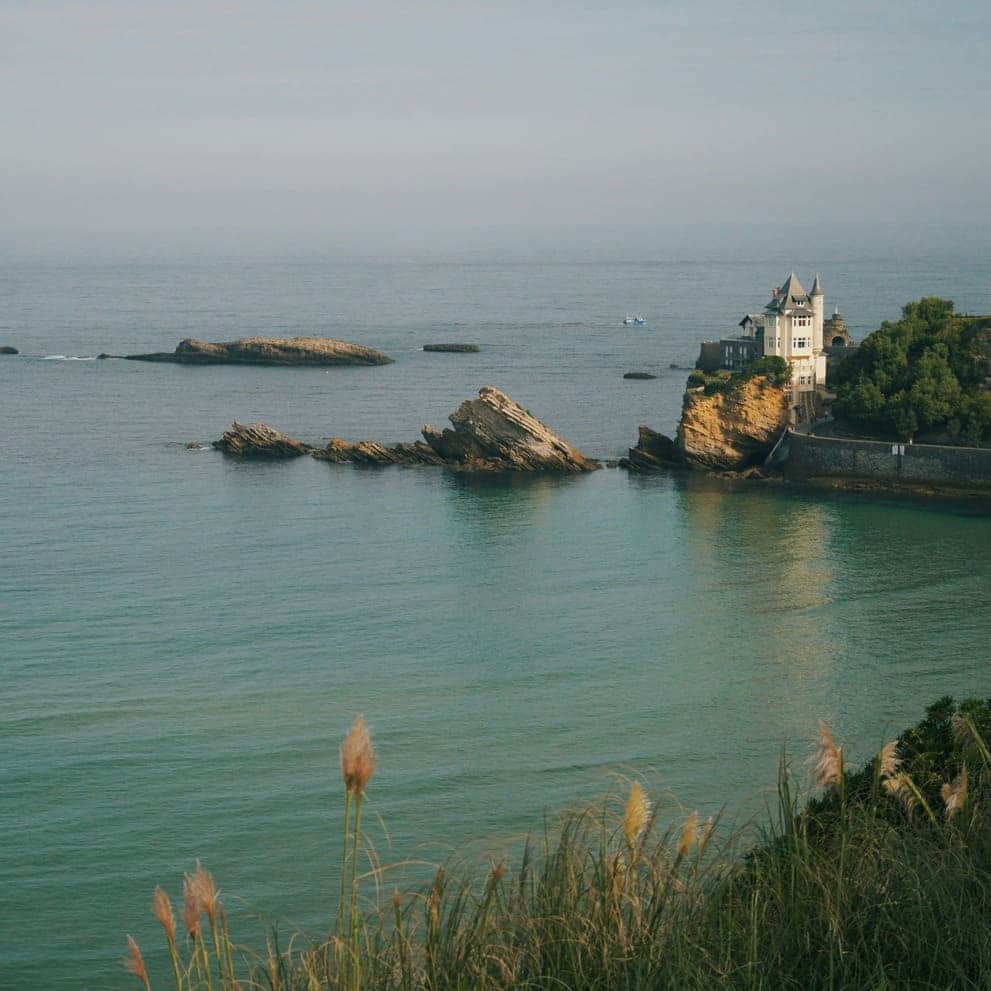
[738,312,766,327]
[766,272,809,313]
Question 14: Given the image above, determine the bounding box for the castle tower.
[810,274,824,350]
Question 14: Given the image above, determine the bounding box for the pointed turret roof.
[811,274,823,296]
[765,272,809,313]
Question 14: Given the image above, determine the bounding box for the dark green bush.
[833,298,991,441]
[741,354,791,387]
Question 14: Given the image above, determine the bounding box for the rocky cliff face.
[676,376,790,471]
[125,336,393,366]
[312,386,599,472]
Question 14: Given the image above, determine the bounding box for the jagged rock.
[313,438,444,466]
[312,386,599,472]
[623,372,656,380]
[0,346,18,355]
[618,426,679,471]
[123,336,392,366]
[184,441,201,450]
[423,343,480,353]
[676,376,789,471]
[213,421,311,458]
[421,386,599,471]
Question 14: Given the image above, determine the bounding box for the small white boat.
[623,315,646,325]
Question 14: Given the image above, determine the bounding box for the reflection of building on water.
[675,475,835,639]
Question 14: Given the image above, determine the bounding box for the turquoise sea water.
[1,248,990,989]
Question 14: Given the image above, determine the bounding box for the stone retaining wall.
[780,430,991,490]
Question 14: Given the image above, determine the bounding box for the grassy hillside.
[125,697,991,990]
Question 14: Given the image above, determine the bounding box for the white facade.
[759,273,828,398]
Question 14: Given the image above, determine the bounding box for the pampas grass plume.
[951,713,974,748]
[883,772,918,818]
[124,935,150,989]
[182,873,201,939]
[623,782,651,851]
[151,885,176,942]
[190,860,219,927]
[878,740,901,779]
[811,720,844,793]
[340,715,375,795]
[677,811,699,859]
[941,765,968,820]
[697,816,714,857]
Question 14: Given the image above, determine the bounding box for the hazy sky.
[2,1,989,250]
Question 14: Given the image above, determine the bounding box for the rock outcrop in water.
[619,426,678,471]
[214,422,312,458]
[676,375,790,471]
[124,336,393,366]
[313,438,445,467]
[423,343,479,353]
[312,386,599,472]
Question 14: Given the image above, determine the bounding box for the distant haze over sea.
[4,221,991,268]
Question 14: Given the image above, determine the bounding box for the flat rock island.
[122,336,393,366]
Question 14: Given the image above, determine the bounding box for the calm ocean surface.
[2,246,990,989]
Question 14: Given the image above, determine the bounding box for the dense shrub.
[740,354,791,387]
[833,298,991,442]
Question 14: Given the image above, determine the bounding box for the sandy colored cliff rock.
[676,376,789,471]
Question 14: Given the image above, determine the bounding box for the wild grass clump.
[126,696,991,990]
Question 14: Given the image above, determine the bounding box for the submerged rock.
[213,421,312,458]
[619,426,678,471]
[313,386,599,472]
[423,343,480,353]
[676,375,789,471]
[0,346,18,355]
[623,372,656,380]
[124,336,393,366]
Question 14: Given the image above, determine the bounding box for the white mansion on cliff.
[699,272,853,406]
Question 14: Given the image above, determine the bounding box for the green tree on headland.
[833,297,991,443]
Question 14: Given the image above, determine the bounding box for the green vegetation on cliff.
[127,697,991,990]
[833,297,991,443]
[688,355,790,396]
